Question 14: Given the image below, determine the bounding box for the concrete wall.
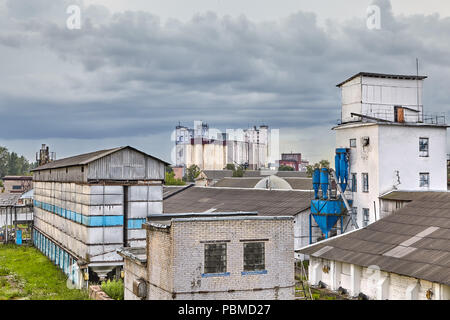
[309,257,450,300]
[335,123,447,227]
[123,259,147,300]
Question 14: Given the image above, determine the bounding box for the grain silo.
[31,146,168,288]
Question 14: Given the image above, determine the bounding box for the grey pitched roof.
[0,193,21,206]
[201,170,233,180]
[32,146,169,171]
[163,186,312,216]
[299,192,450,286]
[379,190,444,201]
[212,177,312,190]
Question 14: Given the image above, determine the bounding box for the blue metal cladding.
[312,168,321,199]
[35,200,124,227]
[33,229,77,278]
[128,218,146,229]
[320,168,329,200]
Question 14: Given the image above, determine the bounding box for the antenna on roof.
[416,58,422,122]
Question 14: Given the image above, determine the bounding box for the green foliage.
[185,164,201,182]
[306,159,331,177]
[279,165,294,171]
[225,163,235,171]
[165,171,185,185]
[232,165,244,177]
[101,279,124,300]
[0,245,90,300]
[0,146,35,178]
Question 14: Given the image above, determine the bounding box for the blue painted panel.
[16,230,22,245]
[128,218,146,229]
[201,272,230,278]
[241,270,267,276]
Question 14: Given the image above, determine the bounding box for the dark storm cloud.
[0,0,449,161]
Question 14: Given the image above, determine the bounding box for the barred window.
[419,138,429,157]
[419,173,429,188]
[362,208,370,227]
[243,242,265,271]
[362,173,369,193]
[204,243,227,274]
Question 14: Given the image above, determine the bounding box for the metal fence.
[0,204,34,244]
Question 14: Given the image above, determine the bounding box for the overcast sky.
[0,0,449,164]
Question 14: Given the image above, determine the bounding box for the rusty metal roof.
[163,186,312,216]
[299,192,450,285]
[32,146,170,171]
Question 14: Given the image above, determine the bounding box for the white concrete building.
[334,72,448,228]
[175,121,270,171]
[298,192,450,300]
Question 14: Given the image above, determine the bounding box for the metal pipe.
[330,169,359,229]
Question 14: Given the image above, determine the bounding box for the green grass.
[101,279,124,300]
[0,244,90,300]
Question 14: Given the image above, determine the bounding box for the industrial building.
[279,153,309,172]
[31,146,168,286]
[298,192,450,300]
[175,121,271,170]
[334,72,448,229]
[1,176,32,194]
[163,186,323,258]
[118,212,295,300]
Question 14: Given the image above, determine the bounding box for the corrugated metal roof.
[163,186,312,216]
[336,72,427,87]
[0,193,21,206]
[32,146,170,171]
[299,192,450,286]
[378,190,447,201]
[201,170,233,180]
[212,176,312,190]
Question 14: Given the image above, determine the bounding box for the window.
[349,139,356,148]
[419,138,429,157]
[243,242,265,272]
[204,243,227,274]
[362,173,369,193]
[351,173,357,192]
[363,208,370,227]
[419,173,429,188]
[12,185,22,190]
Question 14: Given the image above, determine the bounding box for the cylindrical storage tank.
[320,168,329,200]
[312,168,321,199]
[339,153,348,192]
[335,154,341,183]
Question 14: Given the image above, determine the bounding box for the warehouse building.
[32,146,168,286]
[118,212,295,300]
[298,192,450,300]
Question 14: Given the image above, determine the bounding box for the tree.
[0,146,34,178]
[185,164,201,182]
[279,165,294,171]
[232,165,244,177]
[306,159,330,177]
[165,171,185,185]
[224,163,235,171]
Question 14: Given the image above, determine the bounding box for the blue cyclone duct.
[312,168,321,199]
[335,153,340,182]
[335,148,349,192]
[320,168,329,200]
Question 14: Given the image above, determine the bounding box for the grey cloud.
[0,0,449,163]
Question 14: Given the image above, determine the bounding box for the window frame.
[362,173,369,193]
[349,138,356,148]
[419,172,430,188]
[203,242,227,275]
[362,208,370,227]
[243,242,265,272]
[419,137,429,157]
[351,173,357,192]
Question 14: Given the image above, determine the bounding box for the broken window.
[204,243,227,274]
[362,173,369,193]
[419,138,429,157]
[419,173,429,188]
[362,208,370,227]
[243,242,265,271]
